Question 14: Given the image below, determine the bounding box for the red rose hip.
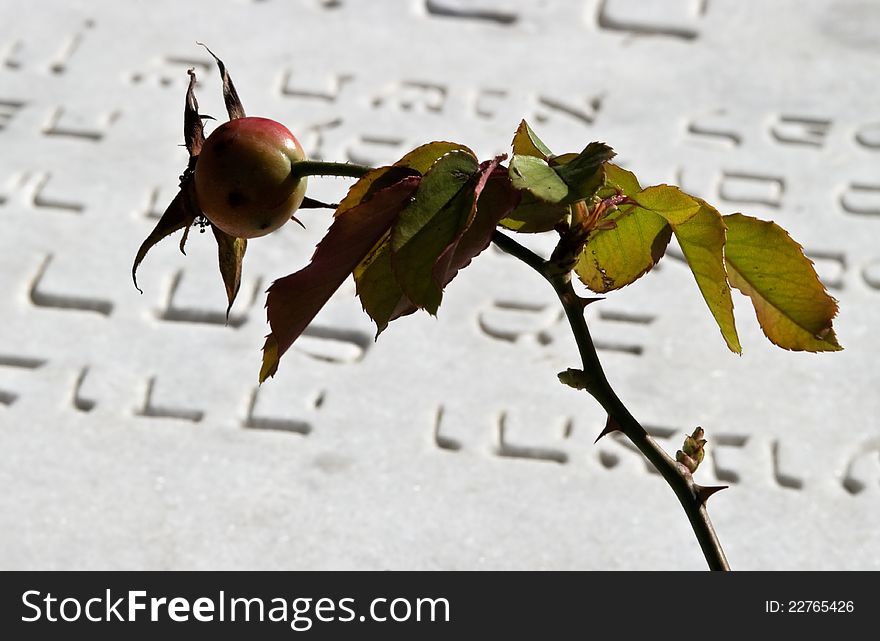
[194,116,308,238]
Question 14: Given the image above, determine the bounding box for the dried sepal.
[212,225,247,318]
[183,68,206,161]
[134,49,256,315]
[132,181,199,293]
[198,42,246,120]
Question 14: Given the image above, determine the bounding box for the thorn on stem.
[694,484,728,507]
[300,196,340,209]
[578,295,604,309]
[595,414,621,443]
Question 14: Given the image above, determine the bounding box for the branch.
[491,230,730,571]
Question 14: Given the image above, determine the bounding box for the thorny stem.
[490,230,730,571]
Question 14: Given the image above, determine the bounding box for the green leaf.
[672,201,740,353]
[573,182,703,293]
[552,142,615,203]
[391,150,480,313]
[211,225,247,319]
[612,184,738,351]
[132,181,199,293]
[434,162,520,287]
[357,159,517,334]
[498,192,568,233]
[573,165,665,292]
[602,163,641,196]
[511,120,552,159]
[723,213,841,352]
[575,207,671,292]
[354,231,411,336]
[395,141,473,175]
[261,175,420,381]
[334,165,415,218]
[508,154,569,203]
[633,185,701,226]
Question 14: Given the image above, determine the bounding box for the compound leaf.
[357,159,517,334]
[434,161,520,287]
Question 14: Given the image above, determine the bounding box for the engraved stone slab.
[0,0,878,570]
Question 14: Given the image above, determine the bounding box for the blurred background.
[1,0,878,569]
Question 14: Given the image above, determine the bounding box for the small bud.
[558,368,591,390]
[676,450,699,474]
[677,427,708,473]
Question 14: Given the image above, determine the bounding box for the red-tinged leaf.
[334,165,416,218]
[261,176,421,381]
[391,150,480,313]
[433,159,519,286]
[723,213,842,352]
[132,181,200,293]
[347,167,426,335]
[211,224,247,318]
[199,43,246,120]
[356,161,519,335]
[352,145,489,333]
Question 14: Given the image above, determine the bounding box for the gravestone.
[0,0,878,570]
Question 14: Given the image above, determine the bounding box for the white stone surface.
[0,0,878,570]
